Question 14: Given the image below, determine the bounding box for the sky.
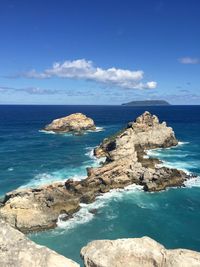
[0,0,200,105]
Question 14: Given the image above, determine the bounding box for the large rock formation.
[81,237,200,267]
[94,111,178,161]
[0,219,79,267]
[0,112,190,232]
[43,113,96,133]
[93,111,187,191]
[0,182,80,233]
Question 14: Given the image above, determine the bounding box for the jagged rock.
[43,113,96,133]
[94,111,178,161]
[0,182,80,233]
[92,111,187,191]
[0,219,79,267]
[81,237,200,267]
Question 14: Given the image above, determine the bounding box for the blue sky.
[0,0,200,105]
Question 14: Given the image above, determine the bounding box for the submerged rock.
[0,111,190,232]
[81,237,200,267]
[43,112,96,133]
[0,219,79,267]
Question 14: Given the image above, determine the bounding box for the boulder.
[0,219,79,267]
[81,237,200,267]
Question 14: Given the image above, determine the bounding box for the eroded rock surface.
[0,219,79,267]
[81,237,200,267]
[0,182,80,233]
[43,112,96,133]
[0,112,190,232]
[92,111,188,191]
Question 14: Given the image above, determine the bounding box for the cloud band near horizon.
[19,59,157,90]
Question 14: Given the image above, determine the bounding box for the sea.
[0,105,200,265]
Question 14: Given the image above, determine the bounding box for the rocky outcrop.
[0,182,80,233]
[0,219,79,267]
[81,237,200,267]
[43,113,96,133]
[92,111,187,191]
[94,111,178,161]
[0,112,190,232]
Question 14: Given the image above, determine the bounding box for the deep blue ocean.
[1,105,200,265]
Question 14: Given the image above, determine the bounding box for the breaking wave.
[57,184,143,230]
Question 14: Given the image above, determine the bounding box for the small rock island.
[43,113,96,133]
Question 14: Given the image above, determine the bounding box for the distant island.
[122,100,170,106]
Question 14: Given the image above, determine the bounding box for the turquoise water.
[1,105,200,265]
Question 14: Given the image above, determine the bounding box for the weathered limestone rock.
[81,237,200,267]
[92,111,187,191]
[43,113,96,133]
[94,111,178,161]
[0,219,79,267]
[0,182,80,233]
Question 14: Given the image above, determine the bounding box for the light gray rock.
[0,182,80,233]
[81,237,200,267]
[93,111,188,191]
[43,113,96,133]
[0,219,79,267]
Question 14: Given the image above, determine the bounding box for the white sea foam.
[184,177,200,188]
[7,167,14,172]
[39,130,56,135]
[85,146,106,166]
[146,140,200,189]
[85,146,96,159]
[157,161,190,174]
[57,184,143,230]
[20,173,62,188]
[21,167,87,189]
[87,126,104,132]
[39,126,104,136]
[147,150,190,159]
[22,146,102,189]
[146,141,191,165]
[178,141,190,146]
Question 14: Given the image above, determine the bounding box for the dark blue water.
[1,105,200,265]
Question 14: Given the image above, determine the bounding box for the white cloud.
[22,59,157,90]
[178,57,199,64]
[145,81,157,89]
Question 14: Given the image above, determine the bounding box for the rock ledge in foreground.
[43,113,96,133]
[0,219,79,267]
[81,237,200,267]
